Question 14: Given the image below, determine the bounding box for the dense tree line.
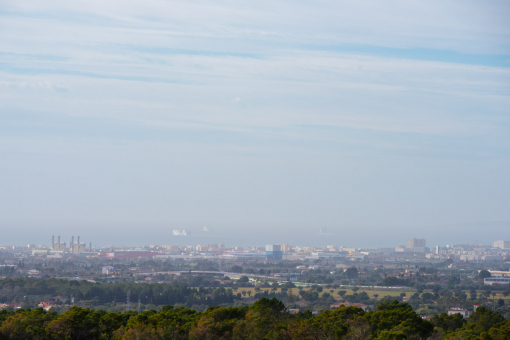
[0,298,508,339]
[0,278,236,308]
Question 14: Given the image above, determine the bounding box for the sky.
[0,0,509,247]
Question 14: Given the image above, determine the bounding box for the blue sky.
[0,0,509,247]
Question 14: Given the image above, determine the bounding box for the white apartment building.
[493,241,510,249]
[407,238,426,248]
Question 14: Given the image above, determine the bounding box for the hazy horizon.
[3,220,509,249]
[1,1,509,246]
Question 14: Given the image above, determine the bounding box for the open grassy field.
[232,287,409,299]
[230,287,510,301]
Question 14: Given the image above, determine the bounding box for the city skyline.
[7,232,510,251]
[10,235,510,262]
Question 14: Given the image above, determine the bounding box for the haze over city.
[2,3,510,338]
[1,0,509,247]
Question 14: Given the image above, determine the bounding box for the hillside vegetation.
[0,298,509,339]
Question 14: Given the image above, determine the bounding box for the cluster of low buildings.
[428,241,510,262]
[1,237,509,269]
[483,270,510,286]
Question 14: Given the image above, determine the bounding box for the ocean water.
[6,221,509,249]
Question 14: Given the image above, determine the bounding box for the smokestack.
[58,236,61,250]
[52,235,54,249]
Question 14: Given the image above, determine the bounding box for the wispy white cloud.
[0,0,509,240]
[1,50,508,138]
[3,0,509,53]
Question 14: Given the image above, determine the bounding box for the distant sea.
[4,221,509,249]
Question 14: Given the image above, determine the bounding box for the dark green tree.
[479,270,491,279]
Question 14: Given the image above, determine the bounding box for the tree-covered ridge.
[0,298,508,340]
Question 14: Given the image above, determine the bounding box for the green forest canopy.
[0,298,508,340]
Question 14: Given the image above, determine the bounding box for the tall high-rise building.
[407,238,426,248]
[280,244,293,252]
[266,245,282,261]
[494,241,510,249]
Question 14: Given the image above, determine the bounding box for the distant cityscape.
[2,236,509,285]
[0,236,509,319]
[10,235,510,263]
